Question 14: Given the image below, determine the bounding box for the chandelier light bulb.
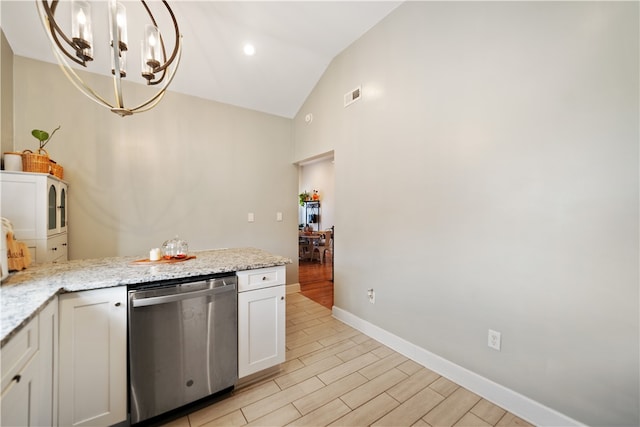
[71,0,93,61]
[143,25,161,70]
[115,2,128,49]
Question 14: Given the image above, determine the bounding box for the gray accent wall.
[293,2,639,426]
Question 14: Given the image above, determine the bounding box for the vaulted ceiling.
[1,1,402,118]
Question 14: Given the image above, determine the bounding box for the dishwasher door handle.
[131,284,236,308]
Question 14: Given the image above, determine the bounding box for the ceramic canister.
[3,152,23,171]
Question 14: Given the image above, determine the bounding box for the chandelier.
[36,0,183,117]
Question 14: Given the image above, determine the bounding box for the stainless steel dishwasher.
[128,274,237,424]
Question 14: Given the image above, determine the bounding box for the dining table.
[299,233,323,241]
[299,233,323,261]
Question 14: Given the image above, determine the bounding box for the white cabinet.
[58,287,127,427]
[0,315,40,426]
[1,351,40,426]
[0,171,68,264]
[237,266,286,378]
[0,297,57,427]
[38,299,58,427]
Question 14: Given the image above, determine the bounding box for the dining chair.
[311,230,332,263]
[299,234,312,261]
[323,231,333,263]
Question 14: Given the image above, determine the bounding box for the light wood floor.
[162,293,534,427]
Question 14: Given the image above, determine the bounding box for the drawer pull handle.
[115,302,122,307]
[262,276,267,281]
[12,374,21,384]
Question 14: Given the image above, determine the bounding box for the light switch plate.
[276,212,283,221]
[248,213,255,222]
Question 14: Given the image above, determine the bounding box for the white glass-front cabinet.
[58,287,127,427]
[0,171,68,263]
[47,179,67,236]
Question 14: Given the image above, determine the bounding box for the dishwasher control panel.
[236,266,286,292]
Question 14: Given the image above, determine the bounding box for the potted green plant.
[298,191,310,206]
[31,125,60,150]
[23,125,63,177]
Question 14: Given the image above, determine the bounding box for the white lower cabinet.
[38,299,58,426]
[237,267,286,378]
[58,287,127,427]
[0,297,57,427]
[1,351,40,426]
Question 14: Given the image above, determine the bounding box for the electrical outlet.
[367,288,375,304]
[488,329,501,351]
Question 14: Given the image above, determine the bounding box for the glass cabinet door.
[48,184,57,231]
[60,187,66,228]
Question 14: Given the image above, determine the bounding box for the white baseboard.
[286,283,301,294]
[332,306,583,427]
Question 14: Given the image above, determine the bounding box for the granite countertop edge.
[1,247,291,347]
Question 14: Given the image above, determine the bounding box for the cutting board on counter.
[129,255,196,265]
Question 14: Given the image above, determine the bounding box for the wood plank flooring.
[162,293,535,427]
[298,259,333,309]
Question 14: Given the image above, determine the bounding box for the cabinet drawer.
[1,317,39,392]
[237,266,286,292]
[47,234,67,263]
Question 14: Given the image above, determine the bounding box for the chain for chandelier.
[36,0,183,117]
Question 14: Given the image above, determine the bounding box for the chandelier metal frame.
[36,0,183,117]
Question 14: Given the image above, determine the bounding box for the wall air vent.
[344,86,362,107]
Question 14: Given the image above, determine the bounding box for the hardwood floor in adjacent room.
[163,293,534,427]
[298,258,333,310]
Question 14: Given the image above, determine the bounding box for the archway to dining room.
[297,152,334,309]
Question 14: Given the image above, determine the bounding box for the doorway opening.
[297,152,334,309]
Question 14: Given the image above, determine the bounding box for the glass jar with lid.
[162,236,188,259]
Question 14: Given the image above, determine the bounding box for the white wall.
[293,2,639,426]
[298,156,335,231]
[10,57,299,283]
[0,30,13,157]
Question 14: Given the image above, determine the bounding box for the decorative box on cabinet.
[0,171,68,263]
[237,266,286,378]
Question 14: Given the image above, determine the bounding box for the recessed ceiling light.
[243,43,255,56]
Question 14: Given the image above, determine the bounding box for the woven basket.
[50,160,64,179]
[22,149,50,174]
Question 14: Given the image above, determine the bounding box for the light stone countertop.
[0,247,291,347]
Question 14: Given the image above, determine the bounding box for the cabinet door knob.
[12,374,21,384]
[262,276,267,281]
[115,302,122,307]
[280,296,285,301]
